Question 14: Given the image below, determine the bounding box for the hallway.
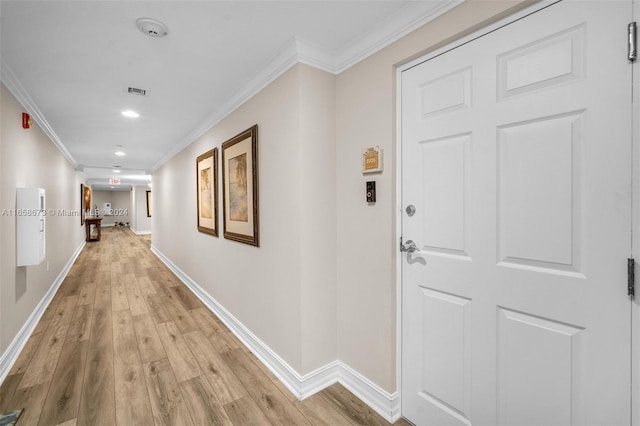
[0,228,406,425]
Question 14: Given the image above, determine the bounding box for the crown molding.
[1,58,78,168]
[151,1,462,172]
[151,37,302,172]
[295,37,337,74]
[334,0,464,73]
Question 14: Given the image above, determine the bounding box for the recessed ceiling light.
[113,170,121,173]
[115,151,126,156]
[121,110,139,118]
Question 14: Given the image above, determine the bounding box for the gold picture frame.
[196,148,218,236]
[222,125,259,246]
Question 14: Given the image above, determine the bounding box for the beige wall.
[112,190,131,226]
[153,63,337,374]
[298,65,337,372]
[130,185,152,234]
[91,189,131,226]
[335,0,533,392]
[0,84,85,353]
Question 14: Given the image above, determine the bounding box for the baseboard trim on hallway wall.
[336,362,401,422]
[130,226,151,235]
[0,240,86,385]
[150,245,401,423]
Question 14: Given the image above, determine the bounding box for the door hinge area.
[628,22,637,61]
[628,258,635,298]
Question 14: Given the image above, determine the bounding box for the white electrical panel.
[16,188,46,266]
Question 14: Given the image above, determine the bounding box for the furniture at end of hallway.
[85,217,102,242]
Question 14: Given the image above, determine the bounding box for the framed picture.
[196,148,218,236]
[80,184,85,225]
[83,186,91,211]
[82,185,91,222]
[146,190,152,217]
[222,125,259,246]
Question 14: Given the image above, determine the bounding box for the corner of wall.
[297,64,339,374]
[130,185,137,230]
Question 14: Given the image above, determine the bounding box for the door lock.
[406,205,416,216]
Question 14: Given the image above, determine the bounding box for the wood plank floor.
[0,227,411,426]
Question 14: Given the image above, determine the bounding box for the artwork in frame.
[222,124,259,246]
[82,185,91,222]
[83,186,91,211]
[80,184,85,225]
[146,190,152,217]
[196,148,218,236]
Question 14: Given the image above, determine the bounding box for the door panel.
[496,24,584,100]
[419,288,471,414]
[419,134,470,256]
[497,112,582,273]
[496,308,584,426]
[401,2,632,425]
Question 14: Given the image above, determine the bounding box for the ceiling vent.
[127,87,147,96]
[136,18,168,38]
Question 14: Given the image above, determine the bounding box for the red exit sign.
[109,178,121,185]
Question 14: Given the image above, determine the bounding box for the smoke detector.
[136,18,168,38]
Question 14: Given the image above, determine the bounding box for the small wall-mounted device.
[366,181,376,203]
[17,187,46,266]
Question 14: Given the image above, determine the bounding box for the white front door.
[401,2,633,425]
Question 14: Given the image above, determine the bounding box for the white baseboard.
[337,362,401,422]
[130,226,151,235]
[150,245,400,423]
[0,240,86,385]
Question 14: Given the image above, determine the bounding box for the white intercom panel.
[16,187,46,266]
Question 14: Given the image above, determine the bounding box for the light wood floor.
[0,227,411,426]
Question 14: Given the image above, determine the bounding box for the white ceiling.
[1,0,457,190]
